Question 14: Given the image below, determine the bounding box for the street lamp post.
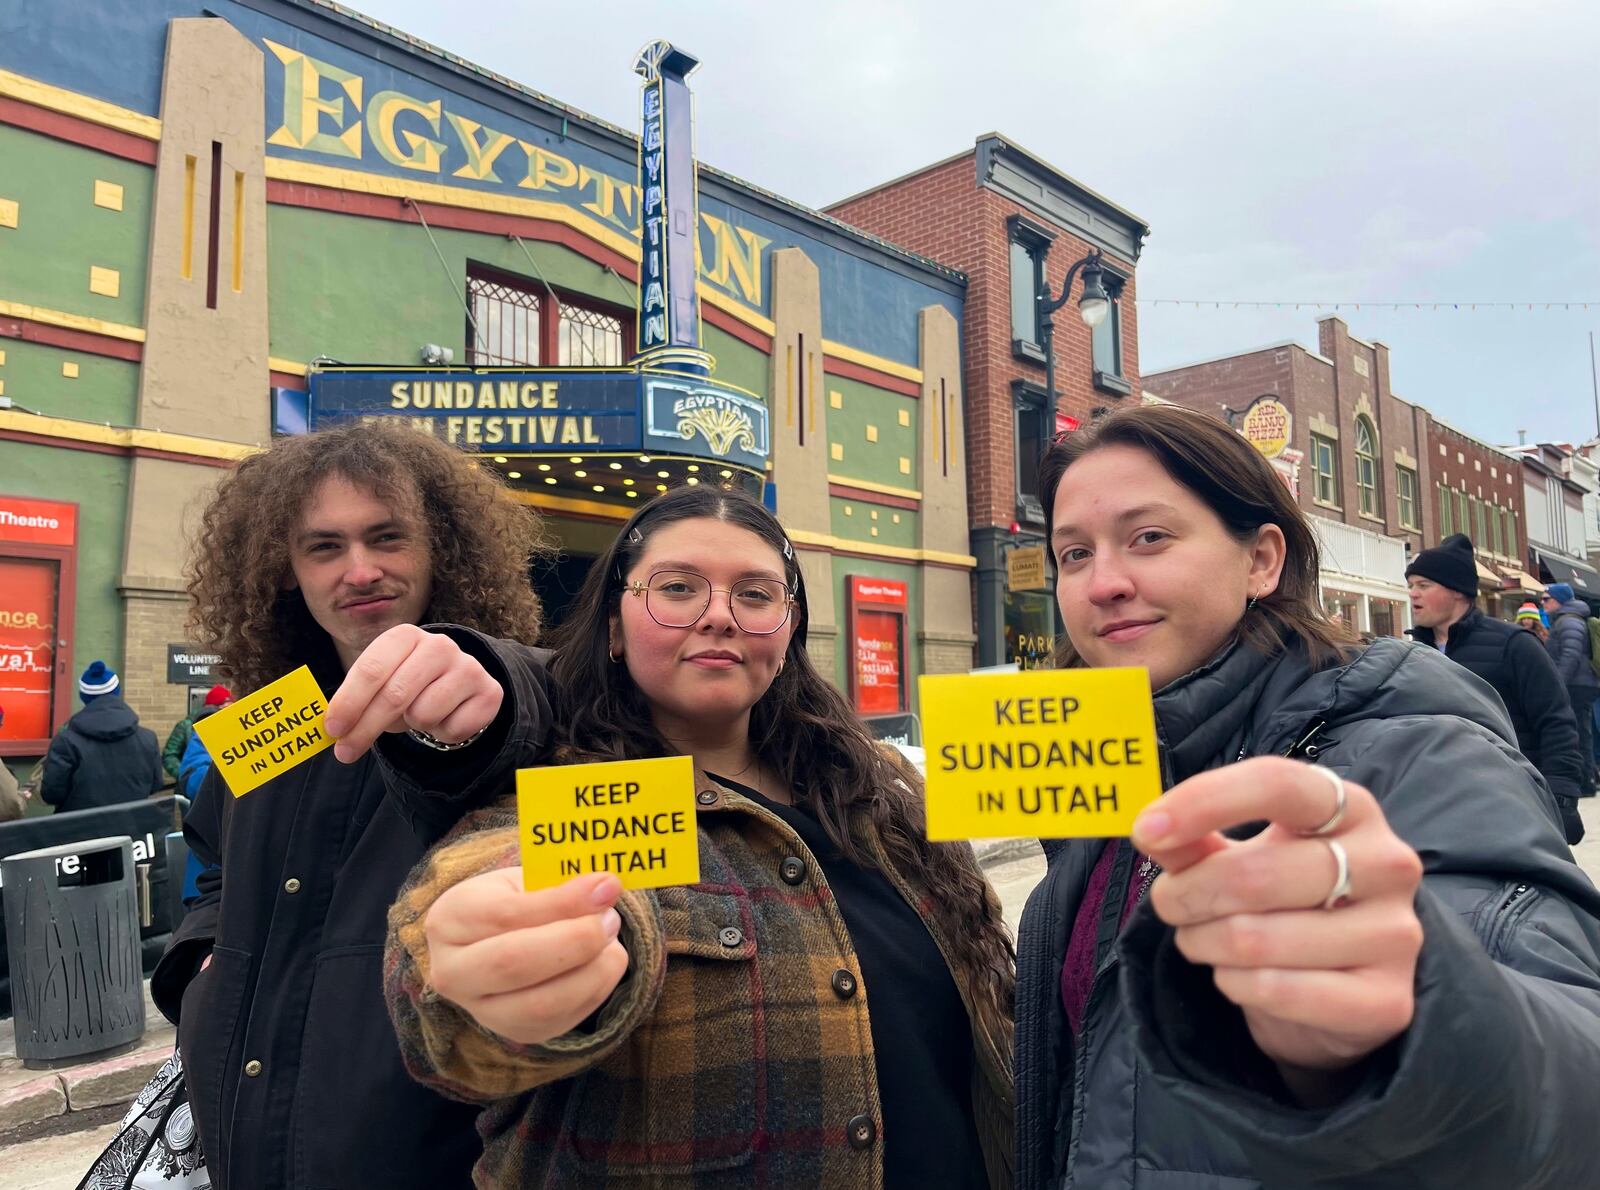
[1037,249,1111,412]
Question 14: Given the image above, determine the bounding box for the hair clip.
[627,527,644,546]
[781,537,793,561]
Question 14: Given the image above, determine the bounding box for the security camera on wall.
[420,344,454,365]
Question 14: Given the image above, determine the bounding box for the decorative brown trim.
[264,179,775,356]
[0,95,158,165]
[823,353,921,398]
[828,482,919,511]
[0,315,143,363]
[270,371,307,390]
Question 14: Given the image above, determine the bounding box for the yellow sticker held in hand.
[192,665,333,798]
[920,667,1163,840]
[517,756,701,891]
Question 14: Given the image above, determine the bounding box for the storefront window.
[1004,590,1056,669]
[1369,599,1399,638]
[1322,588,1359,631]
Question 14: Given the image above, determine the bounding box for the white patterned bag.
[76,1049,210,1190]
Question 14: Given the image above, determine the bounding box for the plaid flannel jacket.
[386,769,1015,1188]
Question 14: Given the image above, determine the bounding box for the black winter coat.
[1015,636,1600,1189]
[151,627,551,1190]
[1409,607,1585,801]
[41,695,163,812]
[1547,598,1600,690]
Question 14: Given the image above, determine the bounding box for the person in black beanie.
[1407,534,1587,842]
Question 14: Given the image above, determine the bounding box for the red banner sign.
[0,557,60,743]
[849,577,907,716]
[0,496,78,547]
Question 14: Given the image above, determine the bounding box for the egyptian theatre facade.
[0,0,978,768]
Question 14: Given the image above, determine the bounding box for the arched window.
[1355,416,1381,517]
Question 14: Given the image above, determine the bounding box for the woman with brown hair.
[385,485,1015,1187]
[1014,403,1600,1188]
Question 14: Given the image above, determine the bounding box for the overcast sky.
[358,0,1599,448]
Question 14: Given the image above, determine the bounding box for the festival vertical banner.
[849,576,908,715]
[633,40,709,375]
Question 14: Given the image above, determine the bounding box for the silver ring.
[1321,838,1353,910]
[1300,765,1347,837]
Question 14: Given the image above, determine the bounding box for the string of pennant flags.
[1138,300,1597,311]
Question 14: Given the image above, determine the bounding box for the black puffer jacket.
[1547,598,1600,690]
[1409,607,1584,801]
[1015,636,1600,1189]
[151,627,551,1190]
[40,695,163,812]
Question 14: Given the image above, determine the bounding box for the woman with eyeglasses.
[1015,404,1600,1189]
[383,485,1015,1188]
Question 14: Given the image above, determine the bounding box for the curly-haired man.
[151,421,552,1190]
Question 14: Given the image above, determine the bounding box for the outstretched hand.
[324,625,503,762]
[424,869,629,1046]
[1131,757,1424,1090]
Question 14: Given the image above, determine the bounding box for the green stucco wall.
[0,337,140,425]
[824,373,918,494]
[0,125,152,328]
[0,439,132,715]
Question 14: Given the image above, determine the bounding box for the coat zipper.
[1233,717,1328,765]
[1484,881,1537,957]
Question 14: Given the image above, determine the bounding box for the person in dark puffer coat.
[1016,406,1600,1190]
[1543,581,1600,796]
[40,661,163,814]
[1406,534,1586,843]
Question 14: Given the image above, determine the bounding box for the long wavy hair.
[1040,403,1359,668]
[187,421,548,694]
[550,485,1014,1023]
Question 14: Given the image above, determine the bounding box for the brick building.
[1146,315,1537,630]
[829,135,1149,666]
[1429,421,1535,616]
[1504,442,1599,597]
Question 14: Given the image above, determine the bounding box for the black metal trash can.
[1,835,146,1065]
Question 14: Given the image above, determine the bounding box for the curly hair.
[188,421,548,694]
[548,485,1015,1032]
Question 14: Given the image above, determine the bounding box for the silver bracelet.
[406,725,489,752]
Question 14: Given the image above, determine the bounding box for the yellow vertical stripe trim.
[232,170,244,293]
[785,343,794,429]
[181,156,196,281]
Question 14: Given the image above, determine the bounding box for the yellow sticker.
[192,665,333,798]
[920,667,1162,840]
[517,756,701,891]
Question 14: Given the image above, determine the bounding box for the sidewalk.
[0,982,175,1140]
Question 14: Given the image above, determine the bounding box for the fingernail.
[601,908,622,937]
[1134,810,1171,846]
[589,874,622,907]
